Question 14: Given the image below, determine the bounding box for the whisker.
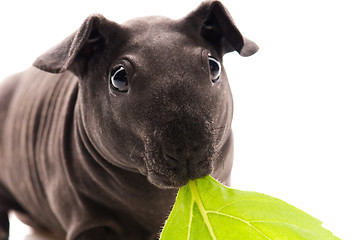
[212,125,227,131]
[129,144,137,159]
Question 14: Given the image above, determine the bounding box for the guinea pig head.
[33,0,258,189]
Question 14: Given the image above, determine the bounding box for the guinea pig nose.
[163,153,183,169]
[163,143,205,169]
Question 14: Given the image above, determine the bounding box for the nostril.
[164,153,182,169]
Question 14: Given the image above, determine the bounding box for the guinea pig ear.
[33,14,108,76]
[185,0,259,56]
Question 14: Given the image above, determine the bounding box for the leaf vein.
[189,180,217,240]
[207,211,272,240]
[216,198,284,212]
[248,220,320,234]
[187,193,195,240]
[215,200,243,212]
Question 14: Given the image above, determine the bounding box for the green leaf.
[160,175,340,240]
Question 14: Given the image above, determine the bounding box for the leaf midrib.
[189,180,272,240]
[189,180,217,240]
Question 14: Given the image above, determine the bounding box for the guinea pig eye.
[110,64,128,92]
[208,56,221,83]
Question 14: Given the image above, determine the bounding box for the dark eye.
[110,64,128,92]
[208,56,221,83]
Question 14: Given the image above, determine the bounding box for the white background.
[1,0,360,239]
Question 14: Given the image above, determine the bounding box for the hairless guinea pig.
[0,1,258,239]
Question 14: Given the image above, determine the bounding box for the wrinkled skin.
[78,16,235,189]
[0,1,258,239]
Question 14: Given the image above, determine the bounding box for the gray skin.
[0,1,258,239]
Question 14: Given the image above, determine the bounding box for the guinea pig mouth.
[141,117,220,188]
[143,141,216,189]
[146,157,214,189]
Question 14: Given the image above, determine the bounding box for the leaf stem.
[189,180,217,240]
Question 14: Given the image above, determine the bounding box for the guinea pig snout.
[162,140,213,182]
[162,141,205,169]
[144,117,216,188]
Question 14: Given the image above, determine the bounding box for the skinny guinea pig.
[0,1,258,239]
